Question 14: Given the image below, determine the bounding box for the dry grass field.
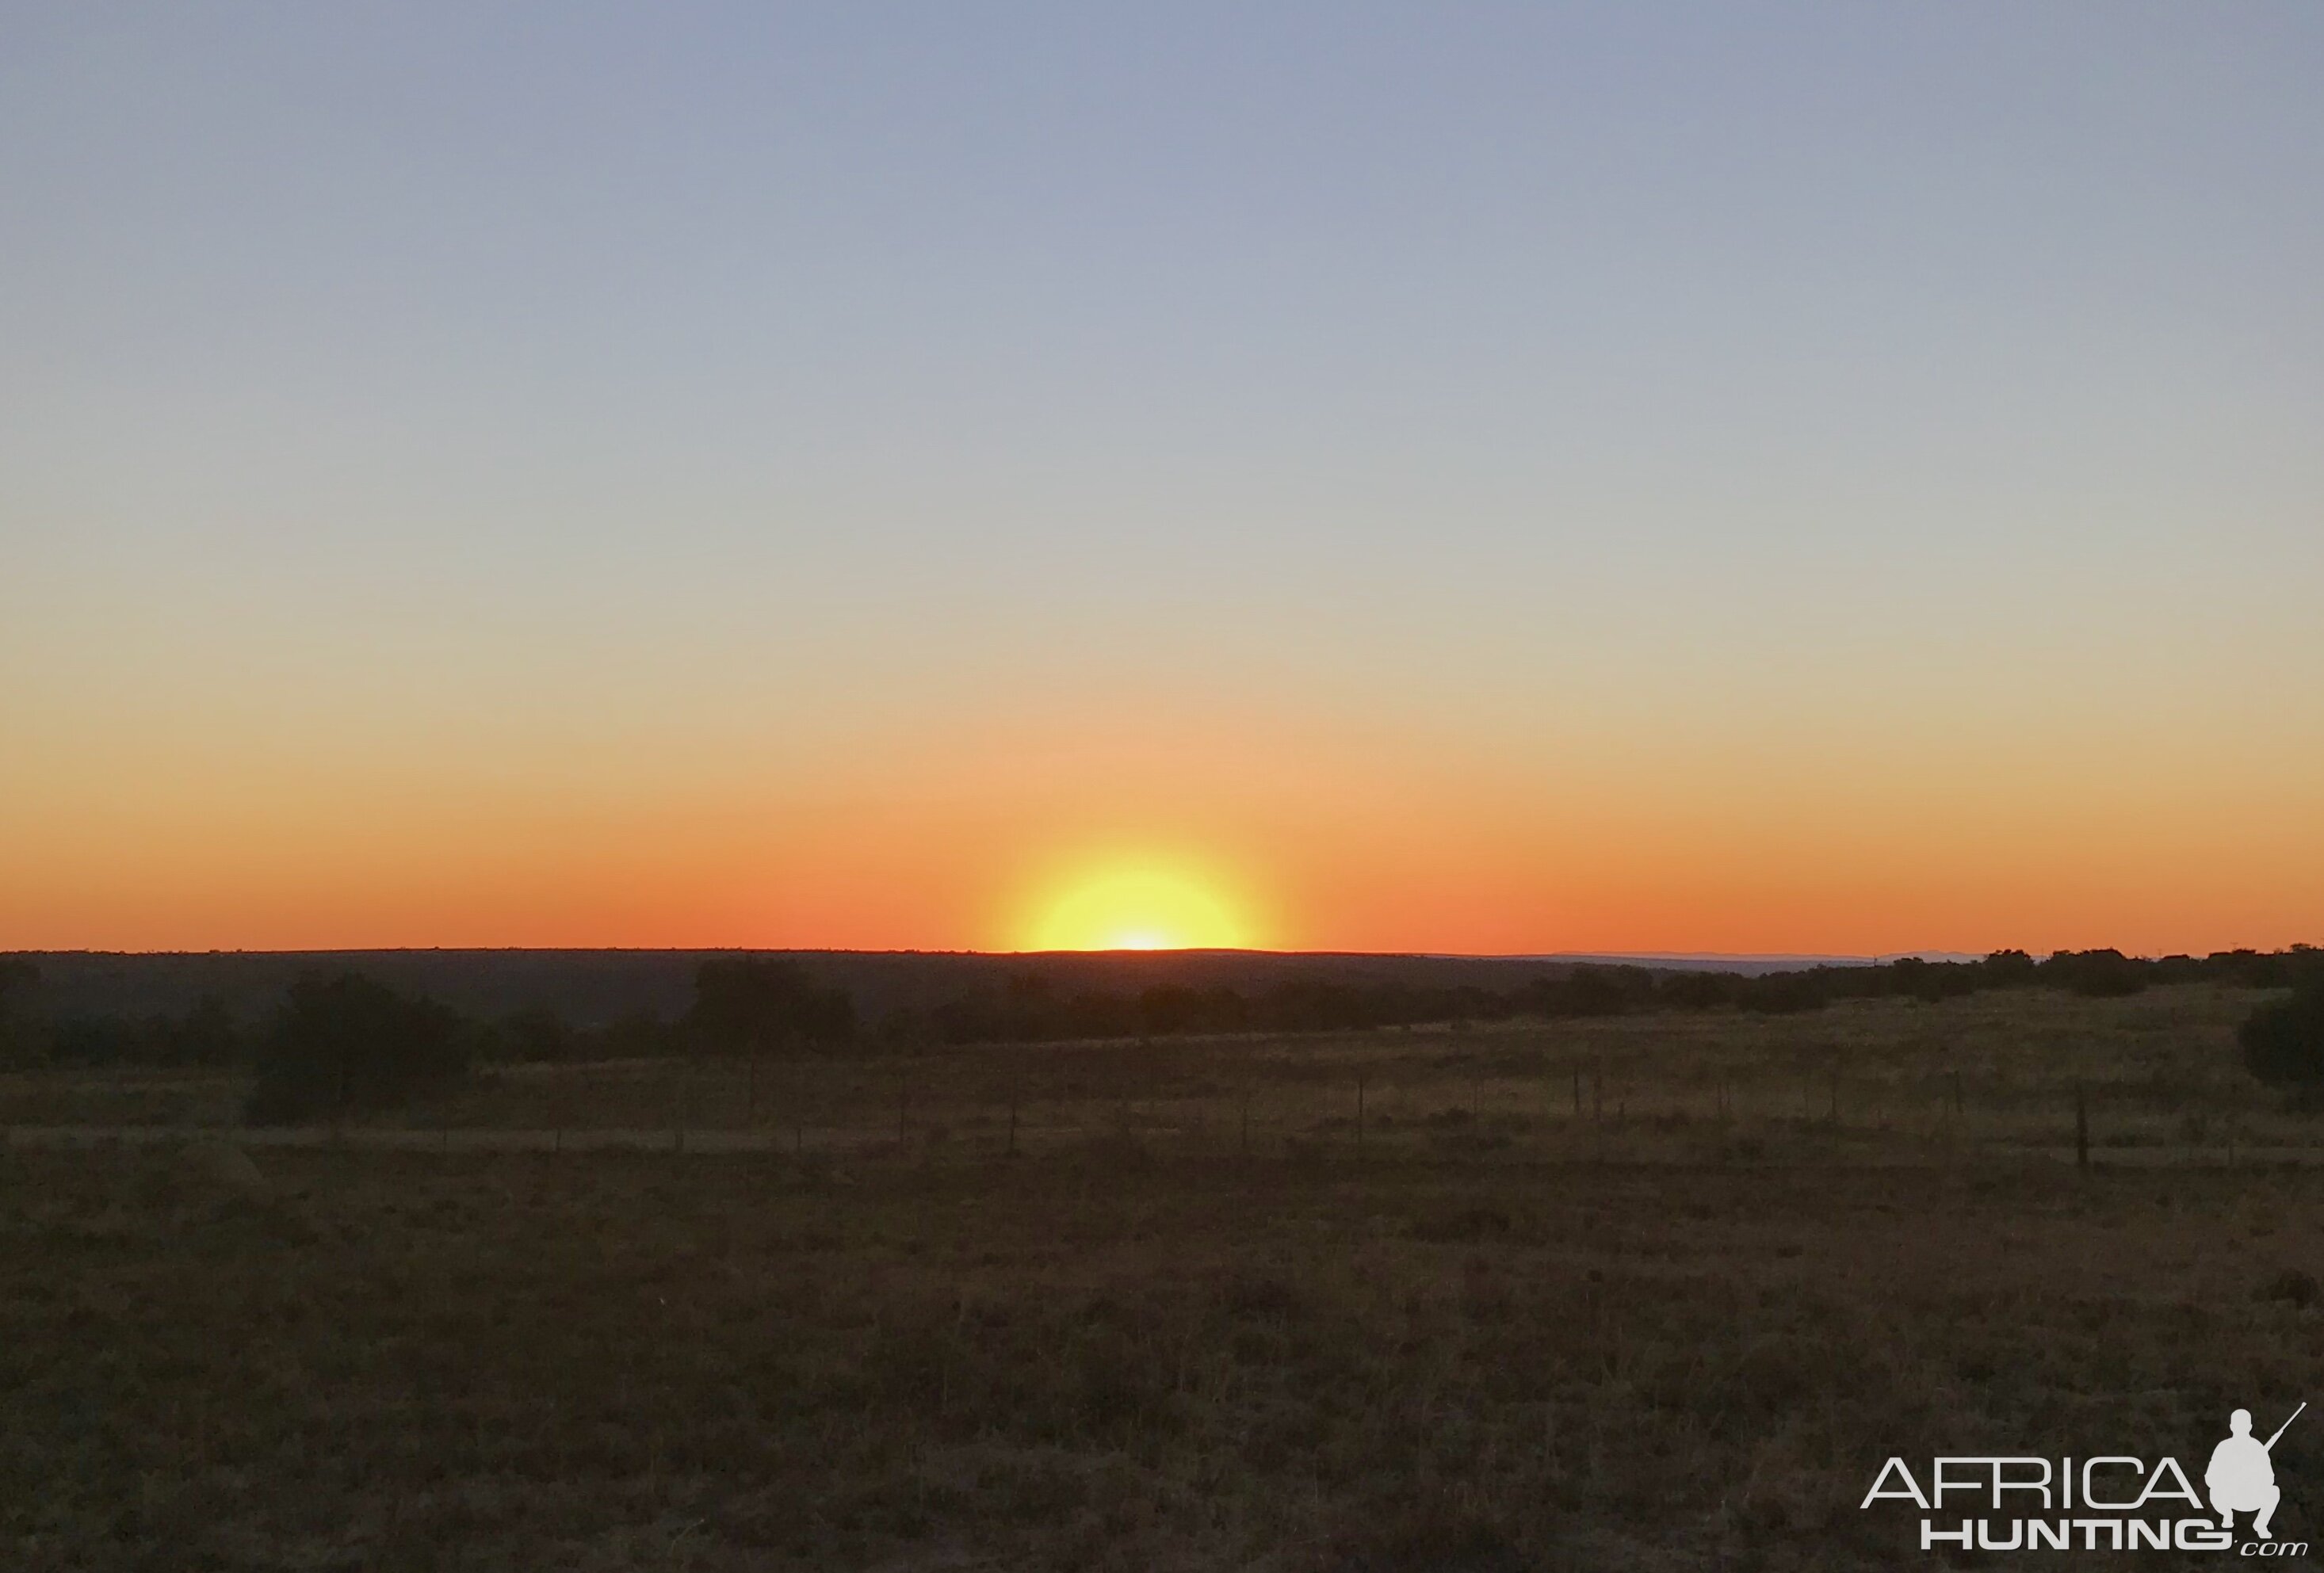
[3,984,2309,1163]
[6,985,2322,1569]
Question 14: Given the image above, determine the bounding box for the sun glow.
[1020,861,1256,952]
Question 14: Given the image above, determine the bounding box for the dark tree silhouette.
[164,995,241,1067]
[1981,949,2039,987]
[2241,982,2324,1088]
[1740,972,1830,1014]
[494,1006,580,1063]
[2040,948,2149,998]
[1657,970,1739,1010]
[1561,965,1651,1017]
[0,957,40,1067]
[246,972,468,1124]
[685,959,854,1054]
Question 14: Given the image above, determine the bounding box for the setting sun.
[1019,861,1258,952]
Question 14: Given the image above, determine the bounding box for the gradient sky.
[5,2,2322,956]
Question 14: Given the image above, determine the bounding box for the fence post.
[898,1073,909,1143]
[1007,1086,1019,1158]
[1572,1064,1582,1117]
[747,1057,758,1126]
[1356,1074,1366,1162]
[1240,1088,1250,1159]
[2074,1082,2089,1172]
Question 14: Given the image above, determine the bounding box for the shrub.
[686,958,855,1054]
[490,1006,580,1063]
[2257,1269,2321,1308]
[0,956,44,1067]
[246,972,468,1124]
[2043,948,2150,998]
[162,995,242,1067]
[2239,982,2324,1088]
[1981,949,2040,987]
[1741,972,1829,1014]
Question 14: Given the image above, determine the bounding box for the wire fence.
[6,1049,2314,1170]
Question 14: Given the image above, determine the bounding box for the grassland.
[5,985,2321,1569]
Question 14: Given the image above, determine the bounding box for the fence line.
[6,1067,2316,1170]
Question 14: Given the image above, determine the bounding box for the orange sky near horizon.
[6,696,2317,959]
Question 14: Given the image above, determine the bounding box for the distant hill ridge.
[14,948,1898,1025]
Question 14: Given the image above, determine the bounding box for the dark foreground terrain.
[5,988,2321,1570]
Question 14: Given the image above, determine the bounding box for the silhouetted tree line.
[0,956,861,1122]
[0,960,245,1071]
[234,958,856,1121]
[6,948,2321,1108]
[243,959,858,1121]
[917,946,2324,1044]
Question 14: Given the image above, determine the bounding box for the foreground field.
[5,986,2321,1570]
[2,985,2307,1164]
[7,1145,2323,1571]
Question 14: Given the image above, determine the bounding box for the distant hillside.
[7,949,1805,1025]
[1541,953,1897,974]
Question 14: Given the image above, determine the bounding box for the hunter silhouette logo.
[1860,1402,2307,1554]
[2208,1404,2302,1541]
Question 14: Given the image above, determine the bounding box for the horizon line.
[9,944,2256,965]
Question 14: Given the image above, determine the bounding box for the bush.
[46,997,243,1068]
[1741,972,1829,1014]
[2239,983,2324,1088]
[246,972,468,1124]
[489,1006,580,1063]
[0,957,44,1067]
[51,1017,145,1065]
[686,958,855,1053]
[159,995,242,1067]
[1980,949,2040,987]
[2043,948,2150,998]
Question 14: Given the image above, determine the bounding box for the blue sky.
[5,3,2322,951]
